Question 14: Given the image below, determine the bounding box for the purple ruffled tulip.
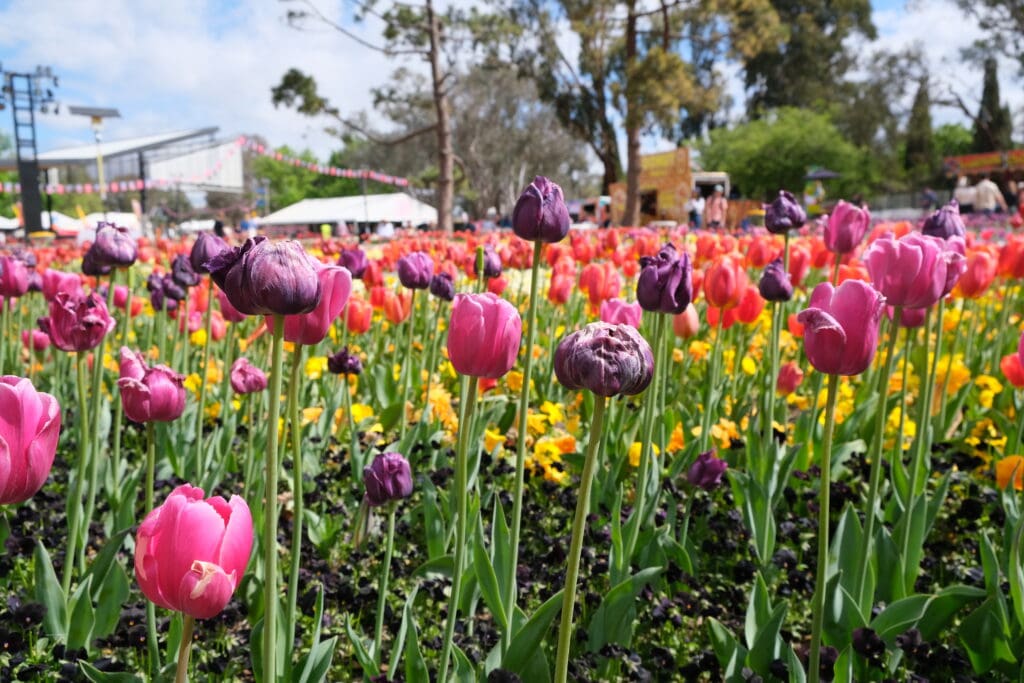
[474,245,502,279]
[190,232,230,274]
[327,347,363,376]
[688,450,728,491]
[117,347,187,423]
[764,190,806,235]
[363,452,414,507]
[229,357,268,395]
[206,236,322,316]
[429,272,455,302]
[172,254,201,289]
[864,232,964,309]
[81,248,112,277]
[39,291,116,352]
[636,243,692,315]
[0,256,29,299]
[554,322,654,397]
[511,176,571,243]
[89,223,138,267]
[921,200,966,240]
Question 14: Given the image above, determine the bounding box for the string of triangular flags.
[0,135,409,195]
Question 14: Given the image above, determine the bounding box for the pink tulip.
[797,280,884,376]
[21,329,51,352]
[599,298,642,329]
[0,257,28,299]
[864,233,963,309]
[39,291,116,352]
[117,347,187,423]
[0,376,61,504]
[230,358,267,395]
[1018,330,1024,369]
[823,201,871,254]
[447,293,522,379]
[134,484,253,619]
[41,269,82,302]
[672,304,700,339]
[272,264,352,346]
[887,306,927,328]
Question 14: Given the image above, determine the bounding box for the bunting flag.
[237,135,410,188]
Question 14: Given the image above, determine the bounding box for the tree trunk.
[592,70,621,195]
[426,0,454,233]
[622,0,641,227]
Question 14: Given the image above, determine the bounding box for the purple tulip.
[171,254,201,289]
[474,245,502,279]
[81,248,112,277]
[636,243,692,314]
[39,291,116,352]
[429,272,455,302]
[397,251,434,290]
[823,201,871,254]
[229,357,268,395]
[764,190,806,235]
[554,322,654,397]
[206,237,322,316]
[0,256,29,299]
[797,280,884,376]
[338,247,369,279]
[363,452,414,507]
[89,223,138,267]
[921,200,966,240]
[117,347,187,423]
[688,450,727,491]
[758,258,793,302]
[511,175,571,243]
[0,376,61,504]
[327,347,363,376]
[190,232,230,274]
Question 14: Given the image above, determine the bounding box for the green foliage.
[697,108,874,200]
[934,123,974,160]
[250,145,389,212]
[972,56,1014,152]
[904,78,936,184]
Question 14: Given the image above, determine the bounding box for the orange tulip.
[703,256,748,310]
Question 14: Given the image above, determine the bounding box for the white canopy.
[0,215,18,231]
[258,193,437,227]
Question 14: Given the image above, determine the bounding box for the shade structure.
[258,193,438,227]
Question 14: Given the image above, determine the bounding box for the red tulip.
[776,362,804,395]
[1001,353,1024,389]
[703,256,748,310]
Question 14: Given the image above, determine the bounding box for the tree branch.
[334,115,440,146]
[287,0,429,57]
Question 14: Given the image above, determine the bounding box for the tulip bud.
[118,347,187,423]
[687,450,727,491]
[758,258,793,302]
[81,248,112,277]
[172,254,201,289]
[823,201,871,254]
[22,328,51,352]
[554,322,654,397]
[474,245,502,279]
[0,376,61,504]
[90,223,138,267]
[599,298,642,328]
[672,304,700,339]
[447,293,522,378]
[346,297,373,334]
[636,243,692,314]
[134,484,253,619]
[191,232,229,274]
[704,256,749,310]
[39,291,116,352]
[797,280,884,376]
[0,256,29,298]
[338,247,369,279]
[207,237,322,316]
[327,347,363,376]
[230,357,268,394]
[921,200,966,240]
[776,361,804,395]
[429,272,455,302]
[363,452,414,507]
[511,175,571,243]
[764,190,806,235]
[397,252,434,290]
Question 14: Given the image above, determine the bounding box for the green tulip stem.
[145,421,161,678]
[193,284,215,484]
[765,233,791,447]
[554,395,608,683]
[174,615,195,683]
[854,307,901,613]
[505,240,544,651]
[831,255,841,286]
[111,268,135,501]
[342,372,363,474]
[808,372,840,683]
[398,289,418,443]
[263,315,286,683]
[699,312,725,452]
[284,344,305,679]
[0,296,8,375]
[438,376,479,682]
[418,299,444,433]
[61,354,91,595]
[179,295,190,375]
[936,297,966,439]
[244,394,257,497]
[373,503,397,664]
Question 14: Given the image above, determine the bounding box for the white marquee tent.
[258,193,437,227]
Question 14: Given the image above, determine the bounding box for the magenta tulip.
[864,232,963,309]
[117,347,187,423]
[39,291,115,352]
[823,201,871,254]
[272,263,352,346]
[0,376,61,504]
[134,484,253,619]
[0,256,29,299]
[447,293,522,379]
[216,288,246,323]
[230,358,267,395]
[599,298,642,329]
[21,329,51,352]
[797,280,884,376]
[1019,330,1024,369]
[41,269,82,301]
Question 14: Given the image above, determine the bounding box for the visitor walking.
[705,185,728,231]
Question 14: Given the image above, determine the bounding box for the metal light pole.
[68,106,120,218]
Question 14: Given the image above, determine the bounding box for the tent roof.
[35,128,219,164]
[258,193,437,226]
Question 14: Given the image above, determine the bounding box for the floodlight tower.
[69,106,121,215]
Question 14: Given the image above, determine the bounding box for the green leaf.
[707,618,748,682]
[959,596,1016,674]
[296,636,337,683]
[421,485,447,560]
[1009,516,1024,630]
[92,562,130,640]
[452,644,476,683]
[78,661,143,683]
[33,541,66,640]
[67,575,95,653]
[747,600,788,675]
[870,595,930,643]
[344,615,381,678]
[413,555,454,579]
[474,517,508,630]
[586,567,661,652]
[917,585,986,641]
[503,590,564,676]
[297,586,329,683]
[404,599,429,683]
[824,574,865,652]
[744,572,772,649]
[491,498,512,620]
[388,588,418,681]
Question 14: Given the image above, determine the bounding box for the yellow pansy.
[883,406,916,452]
[485,428,505,453]
[506,371,524,393]
[628,442,659,467]
[183,373,202,394]
[527,411,549,436]
[672,348,685,363]
[975,375,1003,409]
[741,356,757,376]
[190,329,207,347]
[302,407,323,427]
[540,401,565,424]
[305,356,328,380]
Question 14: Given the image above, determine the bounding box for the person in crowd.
[686,189,705,229]
[975,174,1008,215]
[953,176,976,214]
[705,184,728,231]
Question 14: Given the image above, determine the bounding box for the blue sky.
[0,0,1019,165]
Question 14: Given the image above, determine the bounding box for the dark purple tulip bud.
[764,190,806,235]
[758,258,793,302]
[190,232,229,274]
[81,248,112,277]
[363,452,414,507]
[687,450,727,491]
[429,272,455,302]
[162,277,187,303]
[397,251,434,290]
[338,247,369,279]
[230,357,268,394]
[512,175,571,243]
[327,347,363,376]
[921,200,966,240]
[554,322,654,397]
[89,223,138,268]
[636,243,692,314]
[172,254,200,289]
[474,245,502,278]
[206,236,322,316]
